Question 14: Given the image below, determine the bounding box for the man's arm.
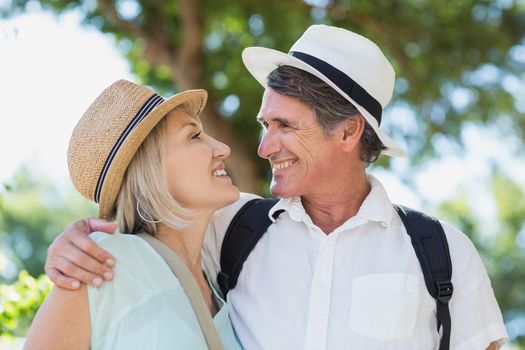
[486,341,499,350]
[45,218,117,289]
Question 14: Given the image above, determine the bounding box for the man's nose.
[257,129,279,159]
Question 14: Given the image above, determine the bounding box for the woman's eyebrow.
[179,121,202,131]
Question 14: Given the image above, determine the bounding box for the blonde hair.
[113,108,195,235]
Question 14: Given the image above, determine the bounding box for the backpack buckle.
[437,281,453,303]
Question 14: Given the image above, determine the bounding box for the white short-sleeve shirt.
[202,176,507,350]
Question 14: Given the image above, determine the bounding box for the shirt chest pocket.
[350,273,420,340]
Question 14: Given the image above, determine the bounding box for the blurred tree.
[436,171,525,347]
[0,166,96,283]
[0,271,51,339]
[2,0,524,191]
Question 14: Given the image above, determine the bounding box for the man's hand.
[45,218,117,290]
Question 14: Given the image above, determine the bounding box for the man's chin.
[270,184,296,199]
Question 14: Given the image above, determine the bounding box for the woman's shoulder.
[89,232,152,258]
[87,232,181,307]
[89,231,143,245]
[88,232,176,287]
[87,233,182,348]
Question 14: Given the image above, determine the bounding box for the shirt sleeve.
[442,223,508,350]
[202,192,261,294]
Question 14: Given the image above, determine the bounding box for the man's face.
[257,89,345,198]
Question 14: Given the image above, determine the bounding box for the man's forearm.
[486,341,499,350]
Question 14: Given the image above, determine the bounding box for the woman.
[24,80,242,349]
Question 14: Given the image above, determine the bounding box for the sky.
[0,10,133,187]
[1,9,525,225]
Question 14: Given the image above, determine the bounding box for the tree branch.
[96,0,182,83]
[96,0,142,37]
[177,0,203,88]
[330,6,424,99]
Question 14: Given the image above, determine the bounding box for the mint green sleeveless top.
[87,232,242,350]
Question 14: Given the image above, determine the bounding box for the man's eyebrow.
[256,116,296,126]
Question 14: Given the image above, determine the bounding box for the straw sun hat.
[242,24,405,157]
[67,80,207,219]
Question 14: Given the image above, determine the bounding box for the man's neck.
[301,172,370,234]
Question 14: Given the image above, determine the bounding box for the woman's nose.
[213,138,231,159]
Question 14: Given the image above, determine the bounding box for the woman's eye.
[191,132,202,140]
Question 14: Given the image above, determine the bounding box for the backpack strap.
[394,205,453,350]
[218,200,453,350]
[218,198,282,298]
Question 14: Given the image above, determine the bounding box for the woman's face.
[164,109,240,211]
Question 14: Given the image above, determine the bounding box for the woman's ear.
[341,116,365,153]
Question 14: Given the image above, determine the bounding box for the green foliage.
[0,271,51,338]
[0,166,96,283]
[490,175,525,347]
[436,172,525,347]
[3,0,524,173]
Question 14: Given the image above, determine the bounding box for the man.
[46,25,506,349]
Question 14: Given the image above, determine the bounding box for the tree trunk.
[201,108,262,194]
[98,0,263,193]
[172,0,262,193]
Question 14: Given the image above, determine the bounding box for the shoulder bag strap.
[137,233,224,350]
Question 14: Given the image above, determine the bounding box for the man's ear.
[341,116,365,153]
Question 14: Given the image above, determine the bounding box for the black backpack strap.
[218,198,282,298]
[394,205,453,350]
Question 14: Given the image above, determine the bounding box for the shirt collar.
[352,175,395,228]
[267,175,395,229]
[268,196,304,223]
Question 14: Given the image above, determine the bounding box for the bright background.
[3,11,524,219]
[1,1,524,348]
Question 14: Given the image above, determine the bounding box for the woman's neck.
[154,211,218,315]
[155,212,211,272]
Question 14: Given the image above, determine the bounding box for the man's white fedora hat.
[242,24,405,157]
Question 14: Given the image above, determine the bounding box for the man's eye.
[191,132,202,139]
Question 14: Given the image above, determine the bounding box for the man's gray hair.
[267,65,386,164]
